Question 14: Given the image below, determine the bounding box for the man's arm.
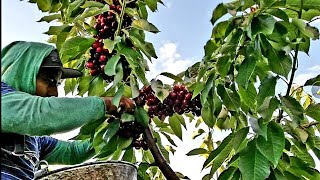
[1,91,106,135]
[38,136,95,165]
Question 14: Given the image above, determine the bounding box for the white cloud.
[308,65,320,72]
[294,73,317,86]
[146,42,194,84]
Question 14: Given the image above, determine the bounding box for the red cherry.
[169,92,177,98]
[110,4,116,10]
[86,62,94,69]
[99,55,107,63]
[96,47,103,53]
[92,42,99,49]
[185,93,192,100]
[90,69,99,76]
[173,85,180,92]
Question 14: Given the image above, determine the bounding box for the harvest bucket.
[37,160,137,180]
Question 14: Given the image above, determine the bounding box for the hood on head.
[1,41,55,95]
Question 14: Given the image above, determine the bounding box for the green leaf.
[137,1,148,19]
[77,75,93,96]
[104,54,121,76]
[238,82,257,108]
[280,96,304,124]
[305,103,320,121]
[267,50,292,77]
[217,167,237,180]
[60,37,95,63]
[257,121,285,167]
[304,74,320,86]
[169,114,183,140]
[173,113,186,129]
[186,148,208,156]
[117,136,133,150]
[161,132,177,147]
[88,76,105,96]
[201,72,215,104]
[112,85,124,107]
[256,76,277,109]
[236,45,257,88]
[216,56,232,78]
[265,9,289,22]
[35,0,52,12]
[130,75,140,98]
[103,37,121,53]
[122,148,134,162]
[121,113,135,123]
[191,82,205,100]
[201,101,216,128]
[251,15,277,36]
[217,85,241,111]
[103,120,120,143]
[239,140,271,180]
[159,72,183,82]
[291,143,315,168]
[232,127,249,151]
[203,133,234,174]
[45,25,71,35]
[211,3,228,25]
[37,14,61,23]
[132,19,160,33]
[145,0,157,12]
[134,106,150,127]
[258,97,280,121]
[151,79,169,102]
[128,29,157,59]
[249,118,268,140]
[80,1,104,8]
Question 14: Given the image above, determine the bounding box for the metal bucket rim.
[38,160,137,179]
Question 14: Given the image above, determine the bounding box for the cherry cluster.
[134,84,202,120]
[86,0,135,82]
[108,117,148,150]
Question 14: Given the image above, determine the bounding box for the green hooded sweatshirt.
[1,41,105,165]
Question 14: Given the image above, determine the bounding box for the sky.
[2,0,320,179]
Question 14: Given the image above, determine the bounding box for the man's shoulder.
[1,82,16,95]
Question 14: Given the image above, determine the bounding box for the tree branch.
[144,125,179,180]
[277,1,303,123]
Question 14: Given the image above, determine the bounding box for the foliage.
[31,0,320,179]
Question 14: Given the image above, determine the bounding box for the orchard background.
[2,0,320,179]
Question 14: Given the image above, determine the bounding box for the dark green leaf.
[45,25,71,35]
[104,54,121,76]
[265,9,289,22]
[186,148,208,156]
[37,14,61,23]
[130,75,140,98]
[232,127,249,151]
[159,72,183,82]
[257,121,285,167]
[217,85,241,111]
[236,44,257,88]
[169,115,183,140]
[103,120,120,143]
[132,19,160,33]
[216,56,232,78]
[268,50,292,77]
[217,167,237,180]
[251,15,277,36]
[134,106,150,127]
[122,148,134,162]
[203,133,234,174]
[256,76,277,109]
[238,82,257,108]
[280,96,304,124]
[211,3,228,25]
[200,71,215,104]
[161,132,177,147]
[201,101,216,128]
[305,103,320,121]
[191,82,205,100]
[239,140,271,180]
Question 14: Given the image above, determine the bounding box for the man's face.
[36,68,62,97]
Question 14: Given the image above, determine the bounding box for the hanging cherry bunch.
[134,84,202,120]
[107,116,148,150]
[86,0,136,82]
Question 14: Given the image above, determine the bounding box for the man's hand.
[101,96,135,114]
